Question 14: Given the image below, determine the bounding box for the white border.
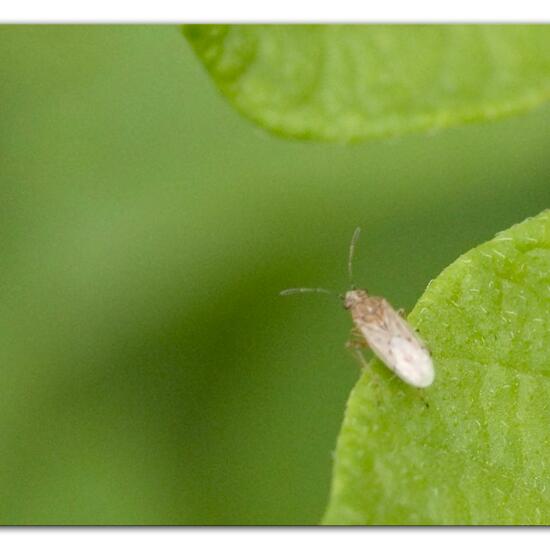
[0,528,548,550]
[0,0,549,543]
[0,0,550,23]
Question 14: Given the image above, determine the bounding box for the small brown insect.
[281,228,434,388]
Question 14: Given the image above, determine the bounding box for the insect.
[280,228,434,388]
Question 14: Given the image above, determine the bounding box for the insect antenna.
[348,226,361,288]
[279,287,332,296]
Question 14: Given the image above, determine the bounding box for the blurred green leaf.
[324,210,550,524]
[183,25,550,142]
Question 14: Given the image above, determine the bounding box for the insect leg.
[397,308,420,333]
[348,349,381,403]
[345,329,380,383]
[350,348,370,370]
[345,327,369,350]
[417,388,430,409]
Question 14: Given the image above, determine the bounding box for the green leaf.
[183,25,550,143]
[323,210,550,524]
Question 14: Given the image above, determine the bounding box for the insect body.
[281,228,435,388]
[344,289,434,388]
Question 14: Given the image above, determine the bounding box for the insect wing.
[358,303,434,388]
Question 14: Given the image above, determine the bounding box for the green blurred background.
[0,25,549,525]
